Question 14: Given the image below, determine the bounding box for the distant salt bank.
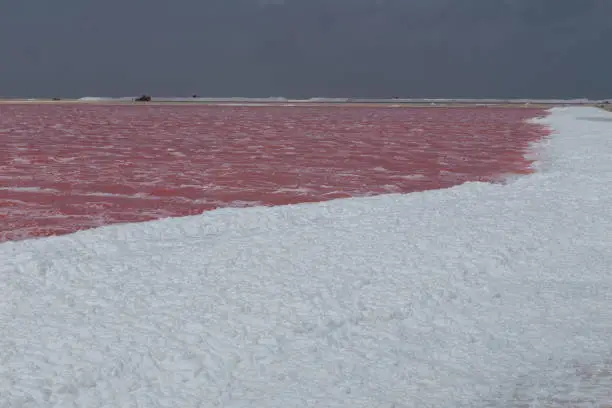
[601,103,612,112]
[0,100,578,109]
[0,97,608,108]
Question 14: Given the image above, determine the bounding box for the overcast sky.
[1,0,611,98]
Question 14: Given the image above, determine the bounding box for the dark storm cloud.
[0,0,611,98]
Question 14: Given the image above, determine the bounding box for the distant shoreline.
[0,97,609,110]
[600,104,612,112]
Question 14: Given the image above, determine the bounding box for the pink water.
[0,104,550,242]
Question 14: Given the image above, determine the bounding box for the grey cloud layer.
[1,0,611,98]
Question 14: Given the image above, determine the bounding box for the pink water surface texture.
[0,104,550,242]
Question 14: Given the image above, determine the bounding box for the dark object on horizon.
[135,94,151,102]
[192,94,199,98]
[52,97,61,101]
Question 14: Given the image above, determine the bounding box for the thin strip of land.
[600,104,612,112]
[0,99,571,109]
[0,97,609,110]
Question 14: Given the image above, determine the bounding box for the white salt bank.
[1,107,612,407]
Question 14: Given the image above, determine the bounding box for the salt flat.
[1,107,611,407]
